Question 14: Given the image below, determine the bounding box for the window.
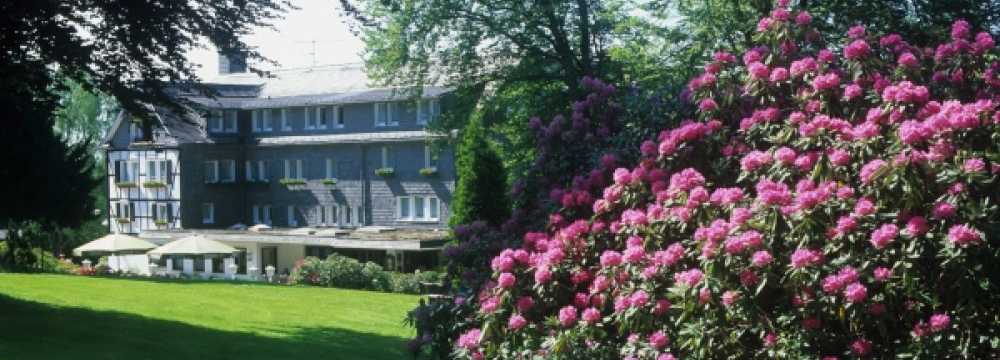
[356,206,364,225]
[375,102,399,126]
[115,160,140,183]
[130,122,143,141]
[342,204,352,226]
[202,203,214,224]
[281,109,291,131]
[245,160,253,181]
[287,205,298,227]
[283,159,303,179]
[325,158,336,179]
[253,109,273,132]
[194,255,205,272]
[235,248,247,274]
[334,106,345,128]
[321,205,337,226]
[380,146,392,169]
[224,110,238,133]
[116,200,131,219]
[423,145,438,169]
[151,203,170,221]
[417,99,440,125]
[220,160,236,183]
[305,107,314,129]
[396,196,441,221]
[147,159,171,182]
[209,111,224,132]
[204,161,218,183]
[254,205,272,225]
[211,256,224,274]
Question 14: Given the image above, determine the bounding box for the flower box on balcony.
[321,178,338,188]
[419,167,438,177]
[279,178,308,190]
[115,181,137,188]
[116,218,131,224]
[374,167,395,177]
[143,180,167,188]
[154,219,169,227]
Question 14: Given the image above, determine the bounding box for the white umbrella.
[147,235,237,256]
[73,234,157,256]
[73,234,157,273]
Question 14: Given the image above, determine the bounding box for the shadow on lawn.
[0,294,412,360]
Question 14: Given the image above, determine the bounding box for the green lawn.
[0,273,420,360]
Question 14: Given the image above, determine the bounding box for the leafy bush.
[449,115,510,227]
[452,6,1000,360]
[291,254,415,292]
[391,270,444,294]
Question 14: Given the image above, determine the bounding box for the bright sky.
[186,0,364,79]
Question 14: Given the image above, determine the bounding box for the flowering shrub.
[454,4,1000,359]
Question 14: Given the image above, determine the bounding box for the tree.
[1,1,292,258]
[449,116,510,227]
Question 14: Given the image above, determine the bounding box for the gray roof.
[190,63,450,109]
[255,130,446,147]
[139,227,448,251]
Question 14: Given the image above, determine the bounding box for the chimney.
[218,51,248,75]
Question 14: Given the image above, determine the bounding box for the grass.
[0,273,420,360]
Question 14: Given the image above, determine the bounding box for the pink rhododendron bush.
[455,5,1000,360]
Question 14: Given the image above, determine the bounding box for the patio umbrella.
[147,235,237,256]
[73,234,158,272]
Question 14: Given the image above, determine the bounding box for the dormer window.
[417,99,440,125]
[374,102,399,127]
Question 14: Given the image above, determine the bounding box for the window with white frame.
[287,205,298,227]
[252,205,272,225]
[151,203,170,221]
[202,203,214,224]
[334,106,345,128]
[245,160,267,182]
[130,122,143,141]
[204,160,219,183]
[115,160,140,183]
[417,98,440,125]
[253,109,273,132]
[224,110,238,133]
[281,109,291,131]
[396,196,440,221]
[116,200,132,220]
[263,205,271,225]
[356,206,364,225]
[305,107,317,130]
[320,205,337,226]
[220,160,236,183]
[423,145,438,170]
[380,146,392,169]
[374,102,399,127]
[283,159,304,179]
[147,159,171,182]
[325,158,336,179]
[341,204,353,226]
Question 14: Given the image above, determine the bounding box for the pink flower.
[629,290,650,308]
[790,248,823,269]
[929,313,950,332]
[600,250,623,267]
[582,307,601,324]
[654,299,672,315]
[844,39,871,59]
[623,246,646,264]
[853,197,876,216]
[843,282,868,303]
[674,268,704,287]
[844,84,863,100]
[751,250,774,267]
[699,98,718,112]
[874,267,892,282]
[497,272,516,288]
[870,223,899,249]
[770,67,789,82]
[481,297,500,313]
[457,328,481,350]
[649,330,670,349]
[828,149,851,166]
[897,52,919,68]
[951,20,971,40]
[710,187,745,206]
[812,72,841,92]
[860,159,887,184]
[741,150,773,172]
[964,158,986,173]
[847,25,866,39]
[748,62,770,80]
[905,216,929,237]
[558,306,578,327]
[795,11,812,26]
[613,168,632,185]
[721,290,741,307]
[508,314,527,330]
[850,338,872,356]
[534,266,553,284]
[932,201,957,219]
[947,224,982,246]
[516,296,535,312]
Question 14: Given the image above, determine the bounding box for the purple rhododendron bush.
[453,4,1000,360]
